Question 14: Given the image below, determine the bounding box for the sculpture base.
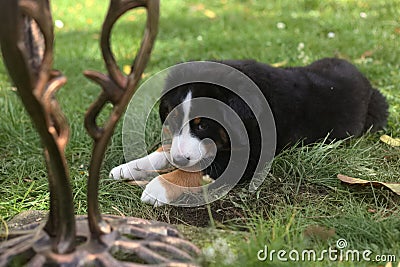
[0,215,200,266]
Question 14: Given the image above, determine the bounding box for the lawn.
[0,0,399,266]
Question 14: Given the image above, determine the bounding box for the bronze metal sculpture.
[0,0,200,265]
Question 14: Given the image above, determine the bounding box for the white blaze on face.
[170,91,211,168]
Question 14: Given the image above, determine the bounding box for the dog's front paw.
[109,162,149,180]
[140,170,205,207]
[140,176,170,207]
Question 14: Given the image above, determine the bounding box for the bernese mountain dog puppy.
[110,58,388,206]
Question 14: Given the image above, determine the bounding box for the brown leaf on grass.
[136,9,146,15]
[360,49,375,59]
[204,9,217,19]
[337,174,400,196]
[123,65,131,75]
[189,5,216,19]
[190,3,205,11]
[271,60,288,67]
[380,135,400,147]
[23,177,33,183]
[303,225,335,241]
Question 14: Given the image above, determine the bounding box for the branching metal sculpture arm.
[0,0,75,254]
[0,0,200,265]
[83,0,159,239]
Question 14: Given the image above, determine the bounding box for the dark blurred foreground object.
[0,0,200,266]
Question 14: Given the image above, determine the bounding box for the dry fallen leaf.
[191,3,205,11]
[136,9,146,15]
[127,15,136,21]
[303,225,335,241]
[271,60,288,68]
[337,174,400,196]
[380,135,400,147]
[360,50,375,59]
[123,65,131,75]
[204,9,216,19]
[23,177,33,183]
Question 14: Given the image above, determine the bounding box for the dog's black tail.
[364,89,389,132]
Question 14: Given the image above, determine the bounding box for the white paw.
[109,163,149,180]
[140,176,169,207]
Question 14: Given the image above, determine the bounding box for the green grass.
[1,0,400,266]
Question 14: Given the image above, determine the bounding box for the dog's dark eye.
[196,121,208,131]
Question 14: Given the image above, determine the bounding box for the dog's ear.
[159,98,170,124]
[221,93,262,147]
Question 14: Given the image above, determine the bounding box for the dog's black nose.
[173,155,190,166]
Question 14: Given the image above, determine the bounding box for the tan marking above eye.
[219,128,228,143]
[193,117,201,125]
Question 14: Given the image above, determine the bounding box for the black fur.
[160,58,389,181]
